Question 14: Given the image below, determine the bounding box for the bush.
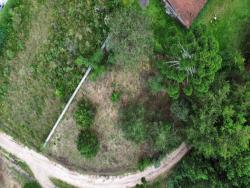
[120,104,147,143]
[170,99,190,122]
[148,76,164,95]
[138,157,152,171]
[77,129,99,158]
[74,99,96,129]
[111,90,121,103]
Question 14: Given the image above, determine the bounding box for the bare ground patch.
[47,62,151,175]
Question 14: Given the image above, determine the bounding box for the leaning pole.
[43,66,92,147]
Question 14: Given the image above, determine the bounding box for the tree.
[108,8,153,66]
[77,129,99,158]
[167,149,250,187]
[187,80,250,158]
[156,25,222,98]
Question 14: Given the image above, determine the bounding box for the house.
[163,0,207,28]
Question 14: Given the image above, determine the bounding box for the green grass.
[195,0,250,51]
[51,179,76,188]
[0,0,60,149]
[0,0,31,102]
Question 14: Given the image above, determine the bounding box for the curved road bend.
[0,133,190,188]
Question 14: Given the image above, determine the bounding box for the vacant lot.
[47,61,151,175]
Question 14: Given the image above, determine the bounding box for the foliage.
[23,181,41,188]
[167,149,250,188]
[108,7,153,66]
[156,24,222,98]
[187,78,250,158]
[74,99,96,129]
[77,129,99,158]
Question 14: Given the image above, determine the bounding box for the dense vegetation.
[117,0,249,187]
[154,24,222,98]
[143,0,249,187]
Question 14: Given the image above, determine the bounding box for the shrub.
[77,129,99,158]
[120,104,147,143]
[170,99,190,122]
[138,157,152,171]
[74,99,96,129]
[148,75,164,95]
[111,90,121,103]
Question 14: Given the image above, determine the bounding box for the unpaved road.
[0,133,190,188]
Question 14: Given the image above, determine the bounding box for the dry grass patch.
[47,62,151,175]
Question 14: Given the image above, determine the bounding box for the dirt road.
[0,132,190,188]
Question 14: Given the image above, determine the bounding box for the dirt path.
[0,132,190,188]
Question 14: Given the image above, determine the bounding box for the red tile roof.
[165,0,207,27]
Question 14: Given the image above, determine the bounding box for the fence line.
[43,66,92,147]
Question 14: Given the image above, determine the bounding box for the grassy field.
[0,0,61,149]
[0,0,108,149]
[195,0,250,51]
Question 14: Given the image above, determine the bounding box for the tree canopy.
[156,25,222,98]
